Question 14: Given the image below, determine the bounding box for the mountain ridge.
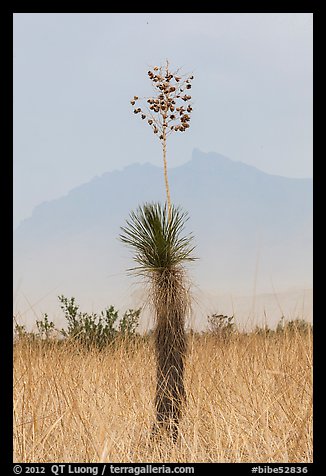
[13,149,312,328]
[15,149,311,231]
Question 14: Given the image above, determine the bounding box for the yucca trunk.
[152,267,189,441]
[120,203,196,442]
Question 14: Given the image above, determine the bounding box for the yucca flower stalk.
[120,202,196,441]
[130,60,194,222]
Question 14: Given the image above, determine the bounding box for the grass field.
[13,328,313,463]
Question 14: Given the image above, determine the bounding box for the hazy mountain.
[13,149,313,329]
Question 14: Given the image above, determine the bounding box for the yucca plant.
[122,61,196,441]
[120,202,196,441]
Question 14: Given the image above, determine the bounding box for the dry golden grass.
[13,329,312,463]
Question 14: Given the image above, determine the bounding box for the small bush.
[36,314,56,339]
[254,325,275,336]
[58,295,141,348]
[14,296,141,350]
[276,316,312,334]
[14,321,38,342]
[207,313,236,337]
[118,308,141,336]
[253,317,312,336]
[14,323,28,339]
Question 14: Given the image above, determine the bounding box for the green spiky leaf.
[120,202,196,274]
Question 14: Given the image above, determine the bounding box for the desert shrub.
[14,322,28,339]
[276,316,312,334]
[14,297,141,350]
[118,308,141,336]
[207,313,236,337]
[253,317,312,337]
[13,321,39,343]
[58,295,140,348]
[254,324,275,336]
[36,313,56,339]
[59,295,117,346]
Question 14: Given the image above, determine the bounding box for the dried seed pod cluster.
[130,63,194,141]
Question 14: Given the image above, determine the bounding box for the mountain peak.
[191,148,232,164]
[190,148,271,178]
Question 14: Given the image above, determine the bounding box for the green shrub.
[58,295,140,348]
[36,314,56,339]
[207,313,236,337]
[253,324,275,336]
[118,308,141,336]
[276,316,312,334]
[253,317,312,336]
[14,323,27,339]
[14,296,141,349]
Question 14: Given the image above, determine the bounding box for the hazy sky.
[13,13,313,228]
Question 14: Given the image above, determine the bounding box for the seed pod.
[141,114,146,119]
[130,100,135,105]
